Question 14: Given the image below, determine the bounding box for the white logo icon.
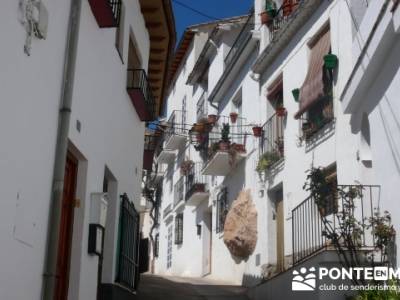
[292,267,316,291]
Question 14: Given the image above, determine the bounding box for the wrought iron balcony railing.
[164,110,187,145]
[269,1,302,42]
[88,0,121,28]
[292,185,381,265]
[185,162,208,201]
[261,112,285,158]
[127,69,156,121]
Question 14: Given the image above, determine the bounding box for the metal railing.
[144,134,160,151]
[224,13,254,69]
[164,110,187,143]
[185,162,208,201]
[127,69,156,120]
[196,92,208,121]
[292,185,381,265]
[269,1,302,42]
[173,177,185,207]
[261,113,285,157]
[116,193,140,291]
[109,0,122,26]
[206,116,248,164]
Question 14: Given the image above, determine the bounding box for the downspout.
[41,0,82,299]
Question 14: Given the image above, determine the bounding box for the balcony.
[292,185,381,265]
[143,134,162,171]
[256,113,285,174]
[173,177,185,211]
[157,148,175,165]
[185,163,209,206]
[127,69,156,122]
[88,0,121,28]
[164,110,187,150]
[268,1,302,42]
[201,115,247,176]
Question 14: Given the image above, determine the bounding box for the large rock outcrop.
[223,189,258,258]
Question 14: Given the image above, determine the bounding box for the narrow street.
[136,275,250,300]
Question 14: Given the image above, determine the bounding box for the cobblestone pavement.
[135,274,250,300]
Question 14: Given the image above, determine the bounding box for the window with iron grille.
[174,177,184,207]
[174,213,183,245]
[167,226,172,268]
[216,188,228,233]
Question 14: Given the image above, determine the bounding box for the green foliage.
[256,151,281,174]
[348,281,400,300]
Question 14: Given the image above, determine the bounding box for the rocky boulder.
[223,189,257,258]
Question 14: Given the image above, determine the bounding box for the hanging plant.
[256,151,281,175]
[292,88,300,102]
[219,123,230,150]
[324,54,338,70]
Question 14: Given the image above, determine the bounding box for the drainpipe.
[41,0,82,299]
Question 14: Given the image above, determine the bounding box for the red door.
[55,153,78,300]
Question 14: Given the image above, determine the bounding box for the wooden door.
[55,153,78,300]
[276,199,285,272]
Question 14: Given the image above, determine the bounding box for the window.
[294,26,334,140]
[216,188,228,233]
[173,177,184,207]
[167,226,172,268]
[320,164,338,217]
[174,213,183,245]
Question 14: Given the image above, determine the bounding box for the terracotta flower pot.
[207,114,218,125]
[219,142,230,151]
[232,143,246,153]
[252,126,263,137]
[229,112,238,123]
[260,11,273,27]
[276,107,287,117]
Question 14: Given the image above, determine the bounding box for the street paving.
[135,274,250,300]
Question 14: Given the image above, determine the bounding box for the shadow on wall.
[223,159,246,204]
[242,273,264,288]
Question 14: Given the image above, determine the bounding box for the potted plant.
[207,114,218,125]
[229,112,238,123]
[231,143,246,153]
[260,1,277,26]
[192,118,209,133]
[180,160,194,175]
[292,88,300,102]
[282,0,299,16]
[276,106,287,117]
[324,54,338,70]
[219,123,230,150]
[252,125,263,137]
[208,142,220,157]
[256,151,281,175]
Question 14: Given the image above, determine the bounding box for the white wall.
[0,1,71,299]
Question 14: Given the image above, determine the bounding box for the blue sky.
[172,0,253,44]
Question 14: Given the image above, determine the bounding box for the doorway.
[55,152,78,300]
[275,195,284,272]
[202,210,212,276]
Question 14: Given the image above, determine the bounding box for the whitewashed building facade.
[153,0,400,299]
[0,0,174,299]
